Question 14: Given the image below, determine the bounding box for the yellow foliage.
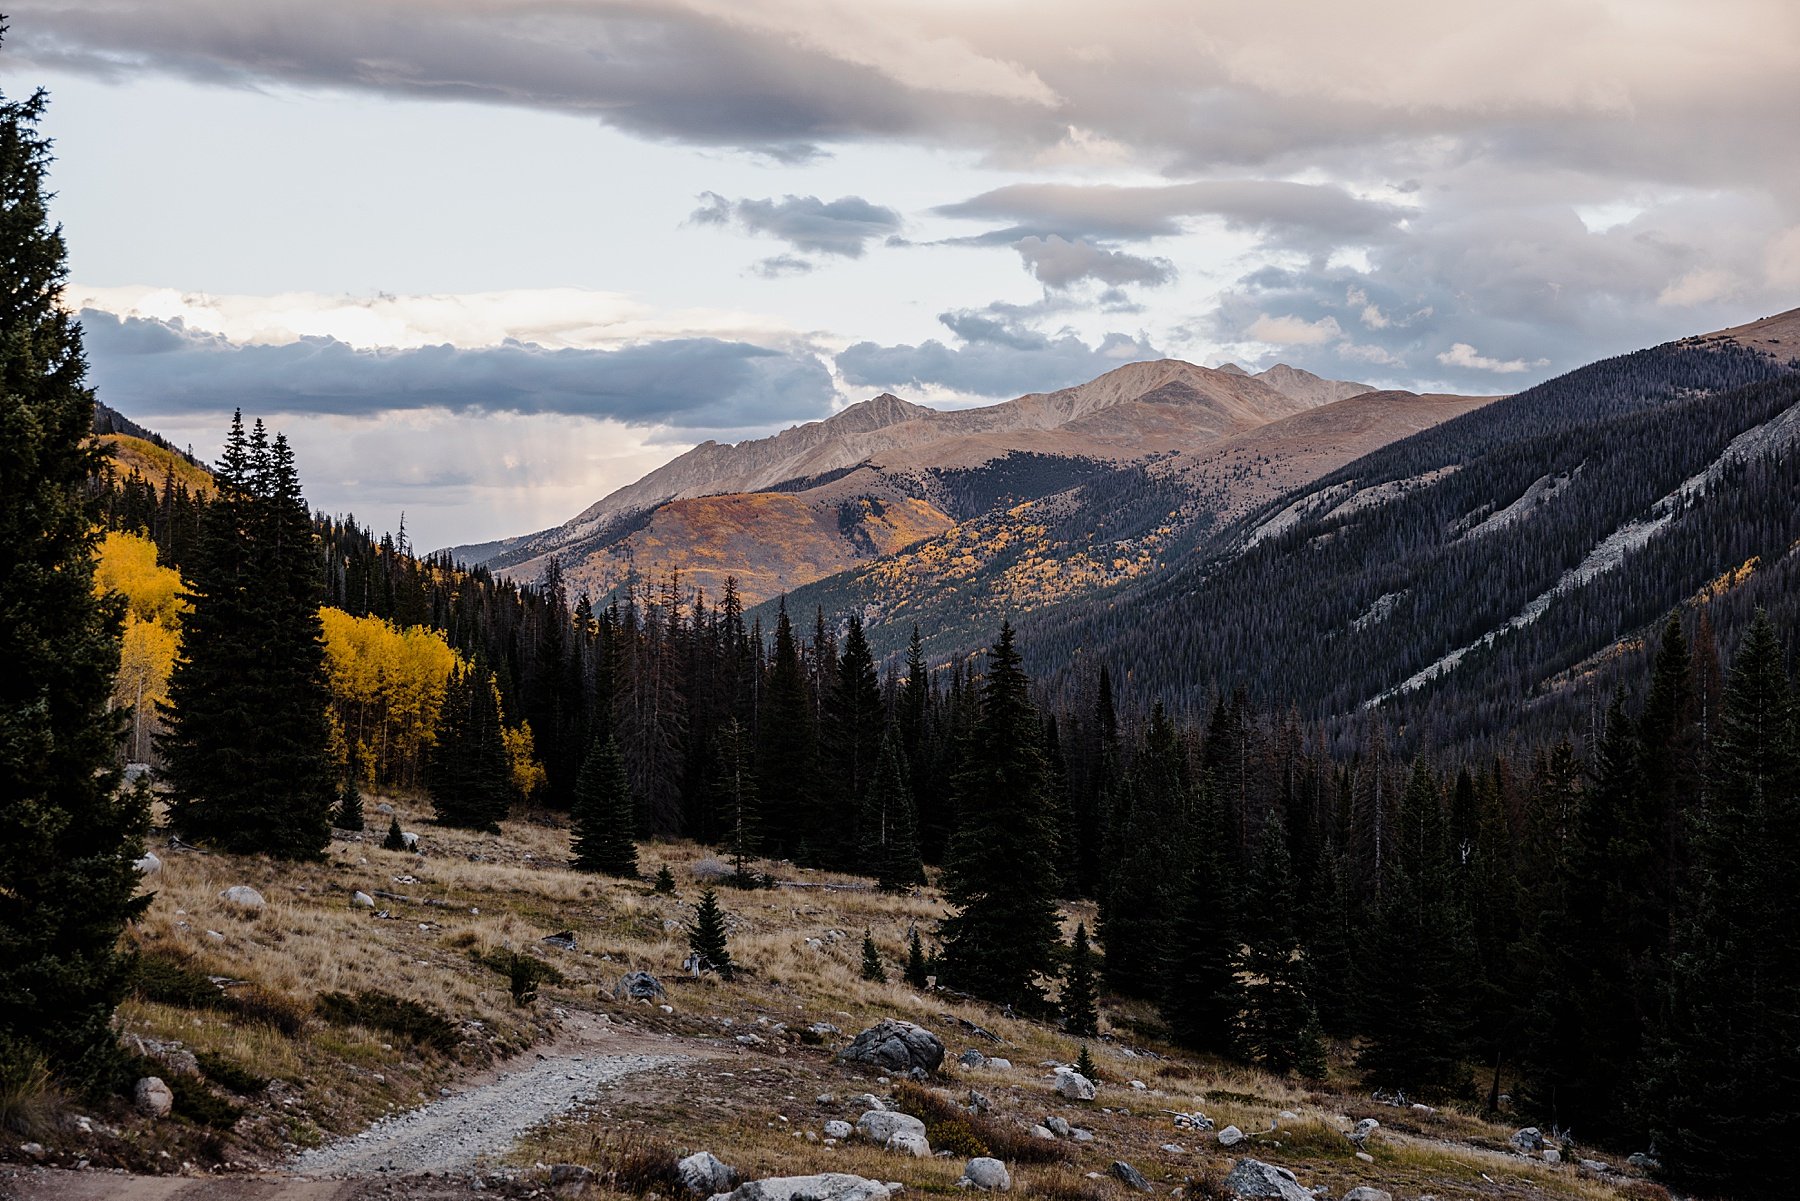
[502,721,547,802]
[94,531,188,760]
[96,433,214,496]
[95,530,188,625]
[318,608,460,789]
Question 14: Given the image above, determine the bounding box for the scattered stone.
[1217,1125,1246,1148]
[837,1020,945,1076]
[1044,1115,1071,1138]
[850,1093,885,1111]
[1542,1149,1562,1166]
[824,1121,854,1140]
[959,1049,986,1068]
[375,802,395,815]
[816,1094,835,1106]
[679,1151,740,1195]
[961,1157,1010,1191]
[134,851,162,876]
[705,1174,899,1201]
[1109,1161,1152,1192]
[20,1142,45,1161]
[986,1058,1012,1071]
[218,885,265,910]
[1410,1103,1435,1117]
[856,1110,927,1144]
[551,1164,597,1186]
[967,1090,990,1115]
[1053,1068,1096,1101]
[614,971,666,1001]
[736,1034,765,1047]
[1354,1152,1374,1165]
[1348,1118,1380,1146]
[351,891,375,908]
[1161,1144,1186,1155]
[808,1023,843,1040]
[1129,1080,1147,1090]
[886,1131,931,1158]
[134,1077,173,1118]
[1172,1111,1214,1132]
[1579,1158,1612,1175]
[1030,1125,1056,1141]
[1342,1189,1392,1201]
[1221,1158,1311,1201]
[1071,1128,1095,1143]
[542,931,578,951]
[203,929,224,942]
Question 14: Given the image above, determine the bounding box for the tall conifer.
[572,731,639,877]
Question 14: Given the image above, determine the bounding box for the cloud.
[837,310,1162,398]
[691,192,903,257]
[1247,313,1344,346]
[79,309,837,431]
[1012,235,1173,289]
[1435,342,1548,374]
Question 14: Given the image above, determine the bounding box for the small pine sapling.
[903,928,930,989]
[382,816,406,851]
[653,864,677,894]
[860,930,888,983]
[1075,1043,1099,1082]
[687,888,735,981]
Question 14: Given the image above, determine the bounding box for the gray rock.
[1217,1124,1246,1147]
[706,1173,898,1201]
[1342,1189,1393,1201]
[1348,1118,1380,1145]
[1044,1115,1071,1138]
[1053,1068,1096,1101]
[374,802,395,815]
[1542,1148,1562,1165]
[967,1090,990,1115]
[1627,1152,1660,1171]
[959,1049,986,1068]
[1511,1126,1544,1153]
[401,831,419,850]
[614,971,666,1001]
[542,931,579,951]
[1071,1128,1095,1143]
[1221,1158,1311,1201]
[824,1120,853,1140]
[985,1057,1012,1070]
[1160,1144,1186,1155]
[886,1131,931,1158]
[19,1142,45,1161]
[351,890,375,908]
[836,1019,945,1076]
[134,1076,173,1118]
[679,1151,741,1195]
[1030,1125,1056,1140]
[856,1110,926,1144]
[134,851,161,876]
[1109,1161,1152,1192]
[850,1093,885,1111]
[218,885,265,910]
[551,1164,596,1186]
[962,1157,1010,1191]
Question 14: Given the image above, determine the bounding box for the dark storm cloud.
[1011,236,1173,289]
[80,310,836,430]
[836,310,1163,397]
[690,192,903,257]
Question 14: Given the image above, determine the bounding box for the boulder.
[218,885,265,910]
[1217,1125,1246,1147]
[543,931,579,951]
[134,851,161,876]
[836,1020,945,1076]
[961,1157,1010,1191]
[824,1120,853,1140]
[614,971,666,1001]
[679,1151,740,1195]
[1221,1159,1311,1201]
[959,1049,986,1068]
[986,1058,1012,1071]
[1030,1124,1056,1140]
[1053,1068,1096,1101]
[134,1076,173,1118]
[1071,1128,1095,1143]
[374,802,395,815]
[849,1093,885,1111]
[885,1131,931,1158]
[1109,1161,1152,1192]
[351,891,375,908]
[401,832,419,850]
[1045,1115,1071,1138]
[1579,1158,1613,1175]
[1343,1189,1393,1201]
[967,1090,990,1115]
[856,1110,926,1144]
[1542,1149,1562,1165]
[1511,1127,1545,1153]
[1348,1118,1379,1145]
[706,1174,898,1201]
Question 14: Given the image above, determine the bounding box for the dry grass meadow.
[23,789,1672,1200]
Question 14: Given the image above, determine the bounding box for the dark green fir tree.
[0,63,151,1088]
[713,717,761,885]
[336,749,366,832]
[861,930,888,983]
[1238,821,1327,1075]
[904,928,930,989]
[862,731,924,890]
[938,622,1063,1011]
[653,863,677,894]
[688,887,735,980]
[1062,922,1100,1037]
[427,662,513,832]
[382,815,407,852]
[571,731,639,877]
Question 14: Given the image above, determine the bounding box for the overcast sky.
[12,0,1800,550]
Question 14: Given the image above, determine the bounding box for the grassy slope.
[97,433,215,496]
[47,794,1662,1199]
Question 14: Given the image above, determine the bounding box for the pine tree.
[336,763,366,833]
[713,717,761,885]
[1074,1043,1099,1082]
[653,864,677,894]
[862,731,923,890]
[904,928,929,988]
[860,930,888,983]
[758,601,817,857]
[1162,785,1242,1057]
[824,614,884,867]
[571,731,639,877]
[1238,821,1326,1075]
[1102,705,1188,997]
[1062,923,1100,1037]
[1643,611,1800,1193]
[688,887,735,980]
[938,623,1064,1011]
[428,662,512,832]
[383,815,407,851]
[0,68,151,1087]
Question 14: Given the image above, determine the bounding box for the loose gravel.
[292,1051,685,1177]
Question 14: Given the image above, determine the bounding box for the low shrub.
[169,1075,242,1129]
[195,1050,269,1095]
[132,948,308,1035]
[574,1132,686,1195]
[473,948,566,1007]
[894,1081,1063,1166]
[0,1041,61,1139]
[316,989,459,1052]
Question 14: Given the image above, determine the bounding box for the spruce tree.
[1643,611,1800,1193]
[687,887,735,980]
[860,930,888,983]
[1102,705,1188,997]
[824,614,884,867]
[382,815,406,851]
[713,717,761,885]
[571,731,639,877]
[862,731,923,890]
[758,601,817,857]
[336,766,365,833]
[1162,787,1242,1057]
[904,928,930,988]
[1075,1043,1099,1082]
[1238,821,1326,1075]
[428,662,512,832]
[1062,923,1100,1037]
[653,863,677,894]
[0,68,151,1087]
[937,623,1064,1011]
